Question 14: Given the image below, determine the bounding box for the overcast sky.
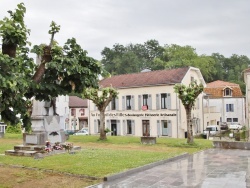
[0,0,249,60]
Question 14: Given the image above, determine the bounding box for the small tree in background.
[174,81,204,144]
[82,87,118,140]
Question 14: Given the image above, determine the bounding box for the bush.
[6,123,22,134]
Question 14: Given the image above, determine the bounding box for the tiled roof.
[204,80,243,98]
[99,67,190,88]
[69,96,88,108]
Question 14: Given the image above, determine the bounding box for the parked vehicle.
[73,129,89,136]
[228,123,242,130]
[65,130,75,135]
[220,122,228,130]
[203,125,220,136]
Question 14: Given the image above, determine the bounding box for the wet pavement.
[92,149,250,188]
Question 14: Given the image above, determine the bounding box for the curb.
[103,152,189,181]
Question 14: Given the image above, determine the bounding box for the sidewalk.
[91,148,250,187]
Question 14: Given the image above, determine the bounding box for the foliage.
[82,87,118,140]
[174,81,204,144]
[0,3,101,128]
[174,81,204,109]
[0,3,30,46]
[101,41,250,94]
[6,123,22,134]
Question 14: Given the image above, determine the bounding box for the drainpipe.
[176,93,179,138]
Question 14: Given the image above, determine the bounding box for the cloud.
[0,0,249,60]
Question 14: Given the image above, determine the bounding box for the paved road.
[92,149,250,188]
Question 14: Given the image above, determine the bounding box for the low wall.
[141,137,156,144]
[213,141,250,150]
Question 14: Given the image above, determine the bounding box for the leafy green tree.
[0,3,101,130]
[101,39,164,75]
[82,87,118,140]
[174,81,204,144]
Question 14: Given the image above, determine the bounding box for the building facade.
[68,96,89,131]
[203,80,245,126]
[89,67,206,138]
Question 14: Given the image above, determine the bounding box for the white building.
[89,67,206,138]
[203,80,245,126]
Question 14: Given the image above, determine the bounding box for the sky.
[0,0,249,60]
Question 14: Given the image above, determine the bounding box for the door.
[111,120,117,136]
[162,120,168,136]
[142,120,150,136]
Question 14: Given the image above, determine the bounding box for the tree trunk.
[32,46,52,83]
[99,109,107,140]
[2,43,17,58]
[185,107,194,144]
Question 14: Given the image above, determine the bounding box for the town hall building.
[88,67,206,138]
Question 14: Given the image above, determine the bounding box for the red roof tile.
[69,96,88,108]
[204,80,243,97]
[100,67,190,88]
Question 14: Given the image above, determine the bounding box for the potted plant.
[0,3,30,57]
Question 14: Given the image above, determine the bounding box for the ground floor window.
[127,120,132,134]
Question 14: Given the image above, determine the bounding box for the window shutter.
[107,103,110,111]
[122,96,125,110]
[94,120,97,133]
[156,94,160,110]
[232,104,234,112]
[148,94,152,110]
[123,120,126,135]
[132,120,135,135]
[106,120,110,135]
[138,95,141,110]
[117,120,121,135]
[157,120,160,136]
[115,97,119,110]
[168,120,172,137]
[167,93,171,109]
[226,104,229,112]
[131,95,135,110]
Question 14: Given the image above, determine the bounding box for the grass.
[0,133,213,178]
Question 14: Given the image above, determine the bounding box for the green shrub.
[6,123,22,134]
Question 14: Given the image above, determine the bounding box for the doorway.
[162,120,168,136]
[142,120,150,136]
[111,120,117,136]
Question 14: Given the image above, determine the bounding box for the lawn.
[0,133,213,178]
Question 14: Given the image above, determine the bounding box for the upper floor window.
[161,93,167,109]
[143,94,148,106]
[71,108,76,116]
[191,76,194,82]
[126,95,131,110]
[79,109,85,116]
[224,88,232,97]
[226,104,234,112]
[111,97,116,110]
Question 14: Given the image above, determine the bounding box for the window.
[79,109,85,116]
[233,118,238,122]
[126,96,131,110]
[226,104,234,112]
[143,94,148,106]
[111,97,116,110]
[227,118,232,122]
[71,108,76,116]
[127,120,132,134]
[161,93,167,109]
[191,76,194,82]
[224,88,232,97]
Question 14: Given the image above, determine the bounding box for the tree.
[0,3,101,130]
[82,87,118,140]
[174,81,204,144]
